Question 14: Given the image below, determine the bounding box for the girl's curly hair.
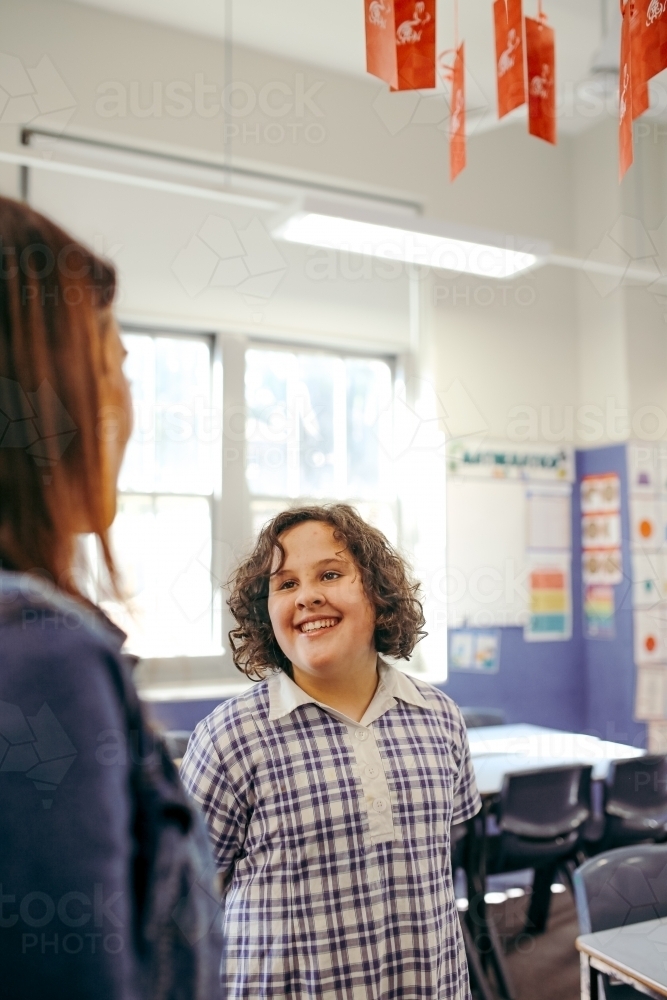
[228,503,426,680]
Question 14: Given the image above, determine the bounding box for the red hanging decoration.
[364,0,436,91]
[620,0,634,179]
[493,0,526,118]
[438,0,466,181]
[631,0,650,118]
[365,0,398,88]
[634,0,667,83]
[450,44,467,181]
[525,6,556,144]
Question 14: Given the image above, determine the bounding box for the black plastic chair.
[461,708,507,729]
[162,730,192,763]
[590,756,667,852]
[486,764,592,933]
[573,844,667,999]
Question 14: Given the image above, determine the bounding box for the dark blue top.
[0,570,142,999]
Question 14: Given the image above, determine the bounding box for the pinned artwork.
[365,0,437,91]
[630,496,660,547]
[581,473,621,513]
[449,629,501,673]
[582,549,623,586]
[582,513,622,550]
[493,0,525,118]
[633,608,666,663]
[525,11,556,144]
[628,444,659,493]
[525,554,571,641]
[635,663,667,720]
[584,584,616,639]
[632,551,663,607]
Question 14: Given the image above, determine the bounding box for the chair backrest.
[605,755,667,829]
[162,730,193,762]
[461,707,507,729]
[573,844,667,933]
[499,764,592,839]
[461,708,507,729]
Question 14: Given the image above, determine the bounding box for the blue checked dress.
[180,662,481,999]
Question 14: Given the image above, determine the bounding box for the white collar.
[267,658,430,727]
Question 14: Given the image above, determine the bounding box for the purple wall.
[443,444,646,746]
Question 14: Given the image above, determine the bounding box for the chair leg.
[525,864,556,934]
[459,914,496,1000]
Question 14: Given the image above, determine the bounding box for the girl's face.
[267,520,377,679]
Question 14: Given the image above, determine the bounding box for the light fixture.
[272,198,550,280]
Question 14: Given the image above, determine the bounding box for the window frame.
[117,325,400,685]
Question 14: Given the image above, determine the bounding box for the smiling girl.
[181,503,481,1000]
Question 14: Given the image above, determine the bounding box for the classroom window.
[245,346,397,542]
[112,331,221,658]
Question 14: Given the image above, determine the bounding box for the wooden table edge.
[576,936,667,998]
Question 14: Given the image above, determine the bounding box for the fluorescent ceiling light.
[273,199,549,279]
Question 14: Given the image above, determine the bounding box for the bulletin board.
[446,441,574,633]
[446,478,528,627]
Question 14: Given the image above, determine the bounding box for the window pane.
[250,498,291,539]
[110,494,215,657]
[297,353,339,498]
[245,349,291,497]
[119,334,214,495]
[346,358,393,499]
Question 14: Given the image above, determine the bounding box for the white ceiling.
[68,0,615,134]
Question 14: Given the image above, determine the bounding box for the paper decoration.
[450,44,466,181]
[633,607,666,662]
[365,0,437,91]
[526,486,571,550]
[450,629,501,672]
[447,440,574,481]
[583,549,623,585]
[620,1,634,180]
[635,663,667,720]
[635,0,667,84]
[494,0,526,118]
[525,11,556,144]
[628,444,658,492]
[525,554,571,641]
[632,551,663,607]
[582,513,622,550]
[631,0,650,120]
[584,584,616,639]
[581,473,621,513]
[648,720,667,752]
[630,496,660,547]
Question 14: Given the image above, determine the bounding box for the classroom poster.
[524,553,571,642]
[449,630,500,673]
[584,584,615,640]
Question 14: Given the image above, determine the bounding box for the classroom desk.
[577,919,667,999]
[467,724,645,796]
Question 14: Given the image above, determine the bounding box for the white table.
[578,918,667,999]
[468,724,644,796]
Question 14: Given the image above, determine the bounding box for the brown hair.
[0,195,119,597]
[228,503,426,680]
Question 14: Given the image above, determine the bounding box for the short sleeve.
[451,715,482,825]
[180,719,250,887]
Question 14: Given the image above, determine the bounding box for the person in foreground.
[0,196,221,999]
[181,503,482,999]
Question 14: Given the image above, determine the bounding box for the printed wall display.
[449,629,501,673]
[582,549,623,585]
[524,553,571,642]
[581,472,621,513]
[584,584,615,640]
